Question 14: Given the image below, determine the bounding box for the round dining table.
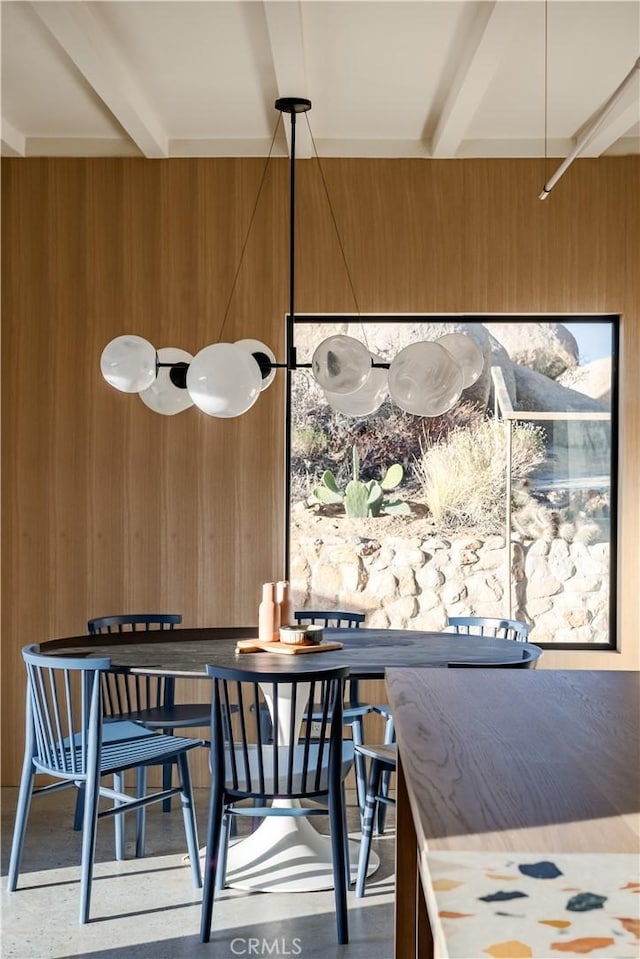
[39,626,541,892]
[40,625,541,676]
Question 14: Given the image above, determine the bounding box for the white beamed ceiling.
[1,0,639,159]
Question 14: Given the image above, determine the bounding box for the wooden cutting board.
[235,638,344,655]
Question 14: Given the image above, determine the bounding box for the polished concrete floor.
[1,787,396,959]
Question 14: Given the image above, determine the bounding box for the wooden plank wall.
[2,156,638,785]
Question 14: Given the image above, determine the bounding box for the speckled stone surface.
[2,787,396,959]
[424,851,640,958]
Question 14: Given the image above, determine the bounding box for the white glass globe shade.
[388,341,463,416]
[234,339,277,391]
[186,343,262,418]
[139,348,194,416]
[437,332,484,389]
[324,354,388,416]
[312,335,372,395]
[100,335,156,393]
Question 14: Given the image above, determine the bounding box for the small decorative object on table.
[258,583,280,642]
[276,580,293,628]
[304,625,323,644]
[279,625,323,647]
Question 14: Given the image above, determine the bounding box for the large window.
[286,315,618,649]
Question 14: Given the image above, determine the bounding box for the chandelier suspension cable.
[216,113,283,343]
[304,114,363,323]
[544,0,548,166]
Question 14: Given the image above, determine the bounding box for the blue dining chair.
[7,644,202,924]
[87,616,212,734]
[200,663,353,945]
[353,742,397,897]
[86,614,211,816]
[293,610,372,815]
[446,615,530,643]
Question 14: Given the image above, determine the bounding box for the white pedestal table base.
[221,810,380,893]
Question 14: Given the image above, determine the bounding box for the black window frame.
[285,313,619,652]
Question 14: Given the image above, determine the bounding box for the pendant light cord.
[305,113,363,320]
[217,113,283,342]
[544,0,548,163]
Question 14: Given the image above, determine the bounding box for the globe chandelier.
[100,98,483,418]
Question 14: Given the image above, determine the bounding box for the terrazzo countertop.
[423,852,639,958]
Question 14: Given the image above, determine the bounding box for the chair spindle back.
[22,645,110,779]
[208,665,348,801]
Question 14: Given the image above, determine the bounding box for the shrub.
[328,400,485,490]
[293,426,330,459]
[414,419,546,534]
[290,366,486,494]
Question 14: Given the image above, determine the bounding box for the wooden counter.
[386,669,639,959]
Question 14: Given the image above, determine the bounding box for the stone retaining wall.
[290,521,609,644]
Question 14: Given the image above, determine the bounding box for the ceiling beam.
[262,1,313,158]
[431,0,522,158]
[580,93,640,157]
[1,119,26,157]
[30,1,167,158]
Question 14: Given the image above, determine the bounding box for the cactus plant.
[312,446,410,518]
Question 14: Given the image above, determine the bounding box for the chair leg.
[7,756,36,891]
[377,771,390,835]
[73,787,84,831]
[79,767,101,924]
[113,772,126,860]
[351,718,367,817]
[215,812,231,891]
[161,764,173,812]
[200,779,225,943]
[377,715,395,834]
[328,787,349,945]
[341,784,351,887]
[176,753,202,889]
[135,766,147,858]
[356,757,382,898]
[162,729,174,813]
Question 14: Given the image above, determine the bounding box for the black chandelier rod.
[288,106,298,332]
[274,97,311,372]
[157,95,393,389]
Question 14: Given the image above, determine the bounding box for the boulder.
[558,357,611,407]
[485,322,579,378]
[513,364,608,413]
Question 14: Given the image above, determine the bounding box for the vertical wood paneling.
[2,161,55,774]
[2,156,638,785]
[49,163,91,633]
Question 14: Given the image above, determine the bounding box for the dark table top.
[39,627,541,678]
